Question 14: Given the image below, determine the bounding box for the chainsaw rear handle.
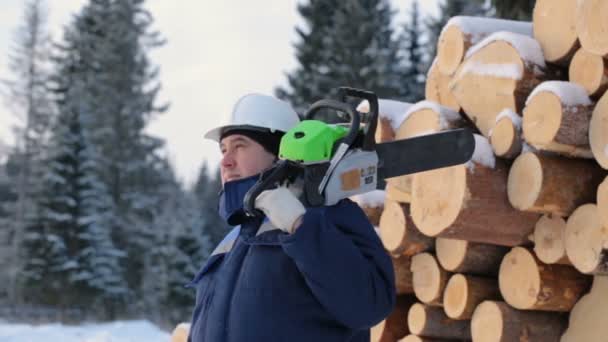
[304,99,361,149]
[243,160,294,219]
[337,87,378,152]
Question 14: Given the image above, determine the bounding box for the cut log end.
[533,0,579,64]
[598,176,608,228]
[498,247,541,310]
[533,214,569,264]
[565,204,608,274]
[379,201,407,253]
[523,91,564,146]
[411,253,447,305]
[435,238,467,272]
[490,115,522,158]
[470,301,505,342]
[589,91,608,169]
[569,48,608,98]
[507,152,542,211]
[407,303,428,336]
[576,0,608,57]
[437,25,466,76]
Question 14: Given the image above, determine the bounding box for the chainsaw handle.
[304,99,360,148]
[243,160,293,219]
[337,87,378,152]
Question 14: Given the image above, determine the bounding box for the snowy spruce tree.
[397,0,426,103]
[490,0,534,20]
[193,163,228,247]
[277,0,406,117]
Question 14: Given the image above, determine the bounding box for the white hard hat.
[204,93,300,142]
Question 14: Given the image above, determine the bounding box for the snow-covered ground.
[0,320,171,342]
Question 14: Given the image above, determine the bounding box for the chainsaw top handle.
[304,99,360,150]
[336,87,378,152]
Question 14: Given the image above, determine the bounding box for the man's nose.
[221,151,236,168]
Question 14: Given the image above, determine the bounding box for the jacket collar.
[218,173,260,226]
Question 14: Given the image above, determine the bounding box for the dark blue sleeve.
[278,198,396,330]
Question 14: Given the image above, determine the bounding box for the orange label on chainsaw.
[340,169,361,191]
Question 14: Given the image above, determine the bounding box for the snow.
[0,320,170,342]
[467,134,496,170]
[495,109,522,130]
[403,100,461,130]
[460,61,523,80]
[465,31,546,67]
[526,81,592,107]
[442,16,533,44]
[357,99,413,131]
[350,190,385,208]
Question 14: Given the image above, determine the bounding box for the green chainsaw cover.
[278,120,349,163]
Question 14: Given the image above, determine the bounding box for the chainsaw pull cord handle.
[243,160,292,218]
[336,87,378,152]
[304,99,361,195]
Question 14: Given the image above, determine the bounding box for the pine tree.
[398,0,426,102]
[490,0,534,20]
[277,0,405,117]
[193,163,228,248]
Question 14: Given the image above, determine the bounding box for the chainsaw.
[241,87,475,221]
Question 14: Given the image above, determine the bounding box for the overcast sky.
[0,0,439,187]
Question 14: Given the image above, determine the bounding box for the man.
[187,93,396,341]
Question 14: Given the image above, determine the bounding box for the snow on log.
[589,90,608,169]
[411,135,539,246]
[379,200,434,257]
[435,238,508,276]
[565,204,608,275]
[471,301,568,342]
[450,31,559,137]
[411,253,449,306]
[498,247,591,311]
[532,214,571,265]
[523,81,594,158]
[576,0,608,58]
[533,0,580,65]
[561,276,608,342]
[569,48,608,99]
[425,59,461,112]
[443,273,501,320]
[437,16,532,76]
[489,109,523,158]
[407,303,472,340]
[507,152,604,217]
[357,99,413,143]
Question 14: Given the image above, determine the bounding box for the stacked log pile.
[355,1,608,341]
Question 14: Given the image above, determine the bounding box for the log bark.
[498,247,591,311]
[598,176,608,228]
[533,0,580,65]
[589,90,608,169]
[489,109,522,159]
[561,276,608,342]
[379,200,434,257]
[407,303,471,340]
[411,253,450,306]
[435,238,508,276]
[387,101,465,202]
[576,0,608,58]
[393,255,414,295]
[565,204,608,275]
[450,32,560,137]
[532,214,570,265]
[522,81,594,158]
[373,295,418,342]
[443,274,501,320]
[471,301,568,342]
[507,152,604,217]
[569,48,608,99]
[437,16,532,75]
[426,60,461,112]
[411,157,539,247]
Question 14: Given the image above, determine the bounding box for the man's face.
[220,134,276,184]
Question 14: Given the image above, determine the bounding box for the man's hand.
[255,186,306,234]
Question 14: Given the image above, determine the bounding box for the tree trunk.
[576,0,608,57]
[489,109,522,159]
[533,0,580,65]
[522,81,594,158]
[507,152,604,217]
[435,238,509,276]
[437,16,532,75]
[498,247,592,311]
[443,274,501,320]
[565,204,608,275]
[411,253,450,306]
[407,303,472,340]
[532,214,571,265]
[569,48,608,99]
[471,301,568,342]
[411,159,539,246]
[426,60,461,112]
[589,90,608,169]
[450,32,559,137]
[379,201,434,257]
[561,276,608,342]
